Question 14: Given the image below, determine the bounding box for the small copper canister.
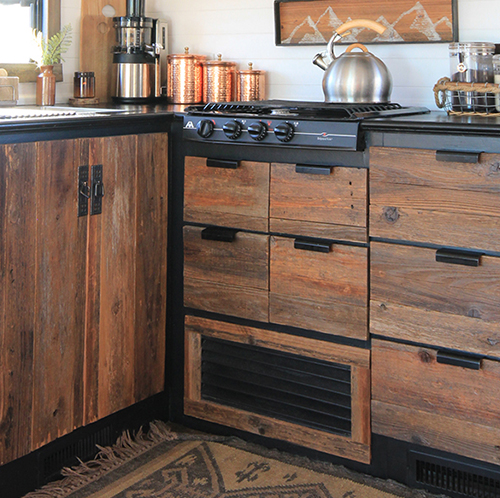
[236,63,266,101]
[203,54,236,103]
[167,47,206,104]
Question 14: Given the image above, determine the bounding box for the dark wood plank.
[371,242,500,324]
[184,156,270,232]
[134,133,168,402]
[32,139,87,450]
[270,163,367,228]
[185,279,269,322]
[0,143,36,465]
[97,135,137,419]
[184,226,269,290]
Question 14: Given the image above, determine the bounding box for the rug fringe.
[22,420,180,498]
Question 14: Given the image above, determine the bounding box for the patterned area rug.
[23,421,443,498]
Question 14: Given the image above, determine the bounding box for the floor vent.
[42,425,113,480]
[200,337,352,436]
[410,451,500,498]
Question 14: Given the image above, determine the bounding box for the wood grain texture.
[371,241,500,324]
[270,163,367,228]
[80,0,126,101]
[184,156,270,232]
[270,292,368,339]
[370,299,500,358]
[32,140,87,450]
[270,218,367,243]
[277,0,455,45]
[369,147,500,250]
[184,226,269,290]
[97,135,137,419]
[372,400,500,465]
[270,236,368,307]
[372,340,500,429]
[0,144,36,465]
[134,134,168,402]
[184,279,269,323]
[184,316,370,463]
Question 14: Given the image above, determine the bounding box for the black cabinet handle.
[437,350,482,370]
[436,150,480,164]
[201,226,238,242]
[435,248,482,267]
[294,238,331,253]
[295,164,333,175]
[206,158,240,169]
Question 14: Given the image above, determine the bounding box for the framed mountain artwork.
[274,0,458,45]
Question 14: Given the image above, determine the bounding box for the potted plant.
[34,24,72,106]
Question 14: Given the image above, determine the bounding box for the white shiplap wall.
[20,0,500,107]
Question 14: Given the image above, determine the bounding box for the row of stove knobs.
[197,119,294,142]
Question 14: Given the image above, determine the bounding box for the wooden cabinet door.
[84,133,168,423]
[0,143,37,465]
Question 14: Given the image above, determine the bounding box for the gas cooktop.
[183,100,429,150]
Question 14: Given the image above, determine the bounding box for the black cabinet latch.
[78,165,89,217]
[91,164,104,216]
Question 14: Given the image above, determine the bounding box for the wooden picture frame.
[274,0,458,45]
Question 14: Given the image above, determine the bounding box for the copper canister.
[167,47,206,104]
[236,63,266,101]
[203,54,236,103]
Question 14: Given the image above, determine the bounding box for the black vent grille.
[410,452,500,498]
[200,337,352,436]
[42,425,113,479]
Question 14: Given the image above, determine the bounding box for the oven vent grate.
[200,337,352,436]
[411,452,500,498]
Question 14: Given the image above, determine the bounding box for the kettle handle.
[327,19,387,59]
[345,43,369,53]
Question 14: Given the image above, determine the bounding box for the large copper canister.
[236,63,266,101]
[167,47,206,104]
[203,54,236,103]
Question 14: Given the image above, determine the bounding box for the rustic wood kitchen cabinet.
[369,146,500,466]
[0,133,168,466]
[182,155,371,464]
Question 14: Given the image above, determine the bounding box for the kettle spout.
[313,53,328,71]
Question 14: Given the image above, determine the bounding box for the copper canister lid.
[167,47,206,104]
[236,62,266,102]
[203,54,236,103]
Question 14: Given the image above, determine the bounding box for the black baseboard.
[0,392,169,498]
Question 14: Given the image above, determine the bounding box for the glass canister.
[203,54,236,103]
[236,63,266,101]
[448,42,495,112]
[494,54,500,112]
[167,47,206,104]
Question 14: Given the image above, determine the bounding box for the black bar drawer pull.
[295,164,333,175]
[206,158,240,169]
[201,226,238,242]
[435,248,482,267]
[294,238,331,253]
[437,350,482,370]
[436,150,480,164]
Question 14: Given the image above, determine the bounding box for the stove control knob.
[274,122,295,142]
[197,119,215,138]
[223,120,242,140]
[248,121,268,141]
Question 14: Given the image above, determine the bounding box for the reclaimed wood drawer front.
[371,241,500,356]
[185,315,371,464]
[270,163,367,242]
[370,147,500,251]
[372,339,500,465]
[184,156,270,232]
[184,226,269,320]
[270,236,368,339]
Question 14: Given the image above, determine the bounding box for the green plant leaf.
[40,24,72,66]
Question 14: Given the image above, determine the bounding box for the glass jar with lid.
[449,42,495,111]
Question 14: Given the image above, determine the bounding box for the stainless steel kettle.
[313,19,393,103]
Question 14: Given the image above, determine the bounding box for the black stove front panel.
[183,114,361,150]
